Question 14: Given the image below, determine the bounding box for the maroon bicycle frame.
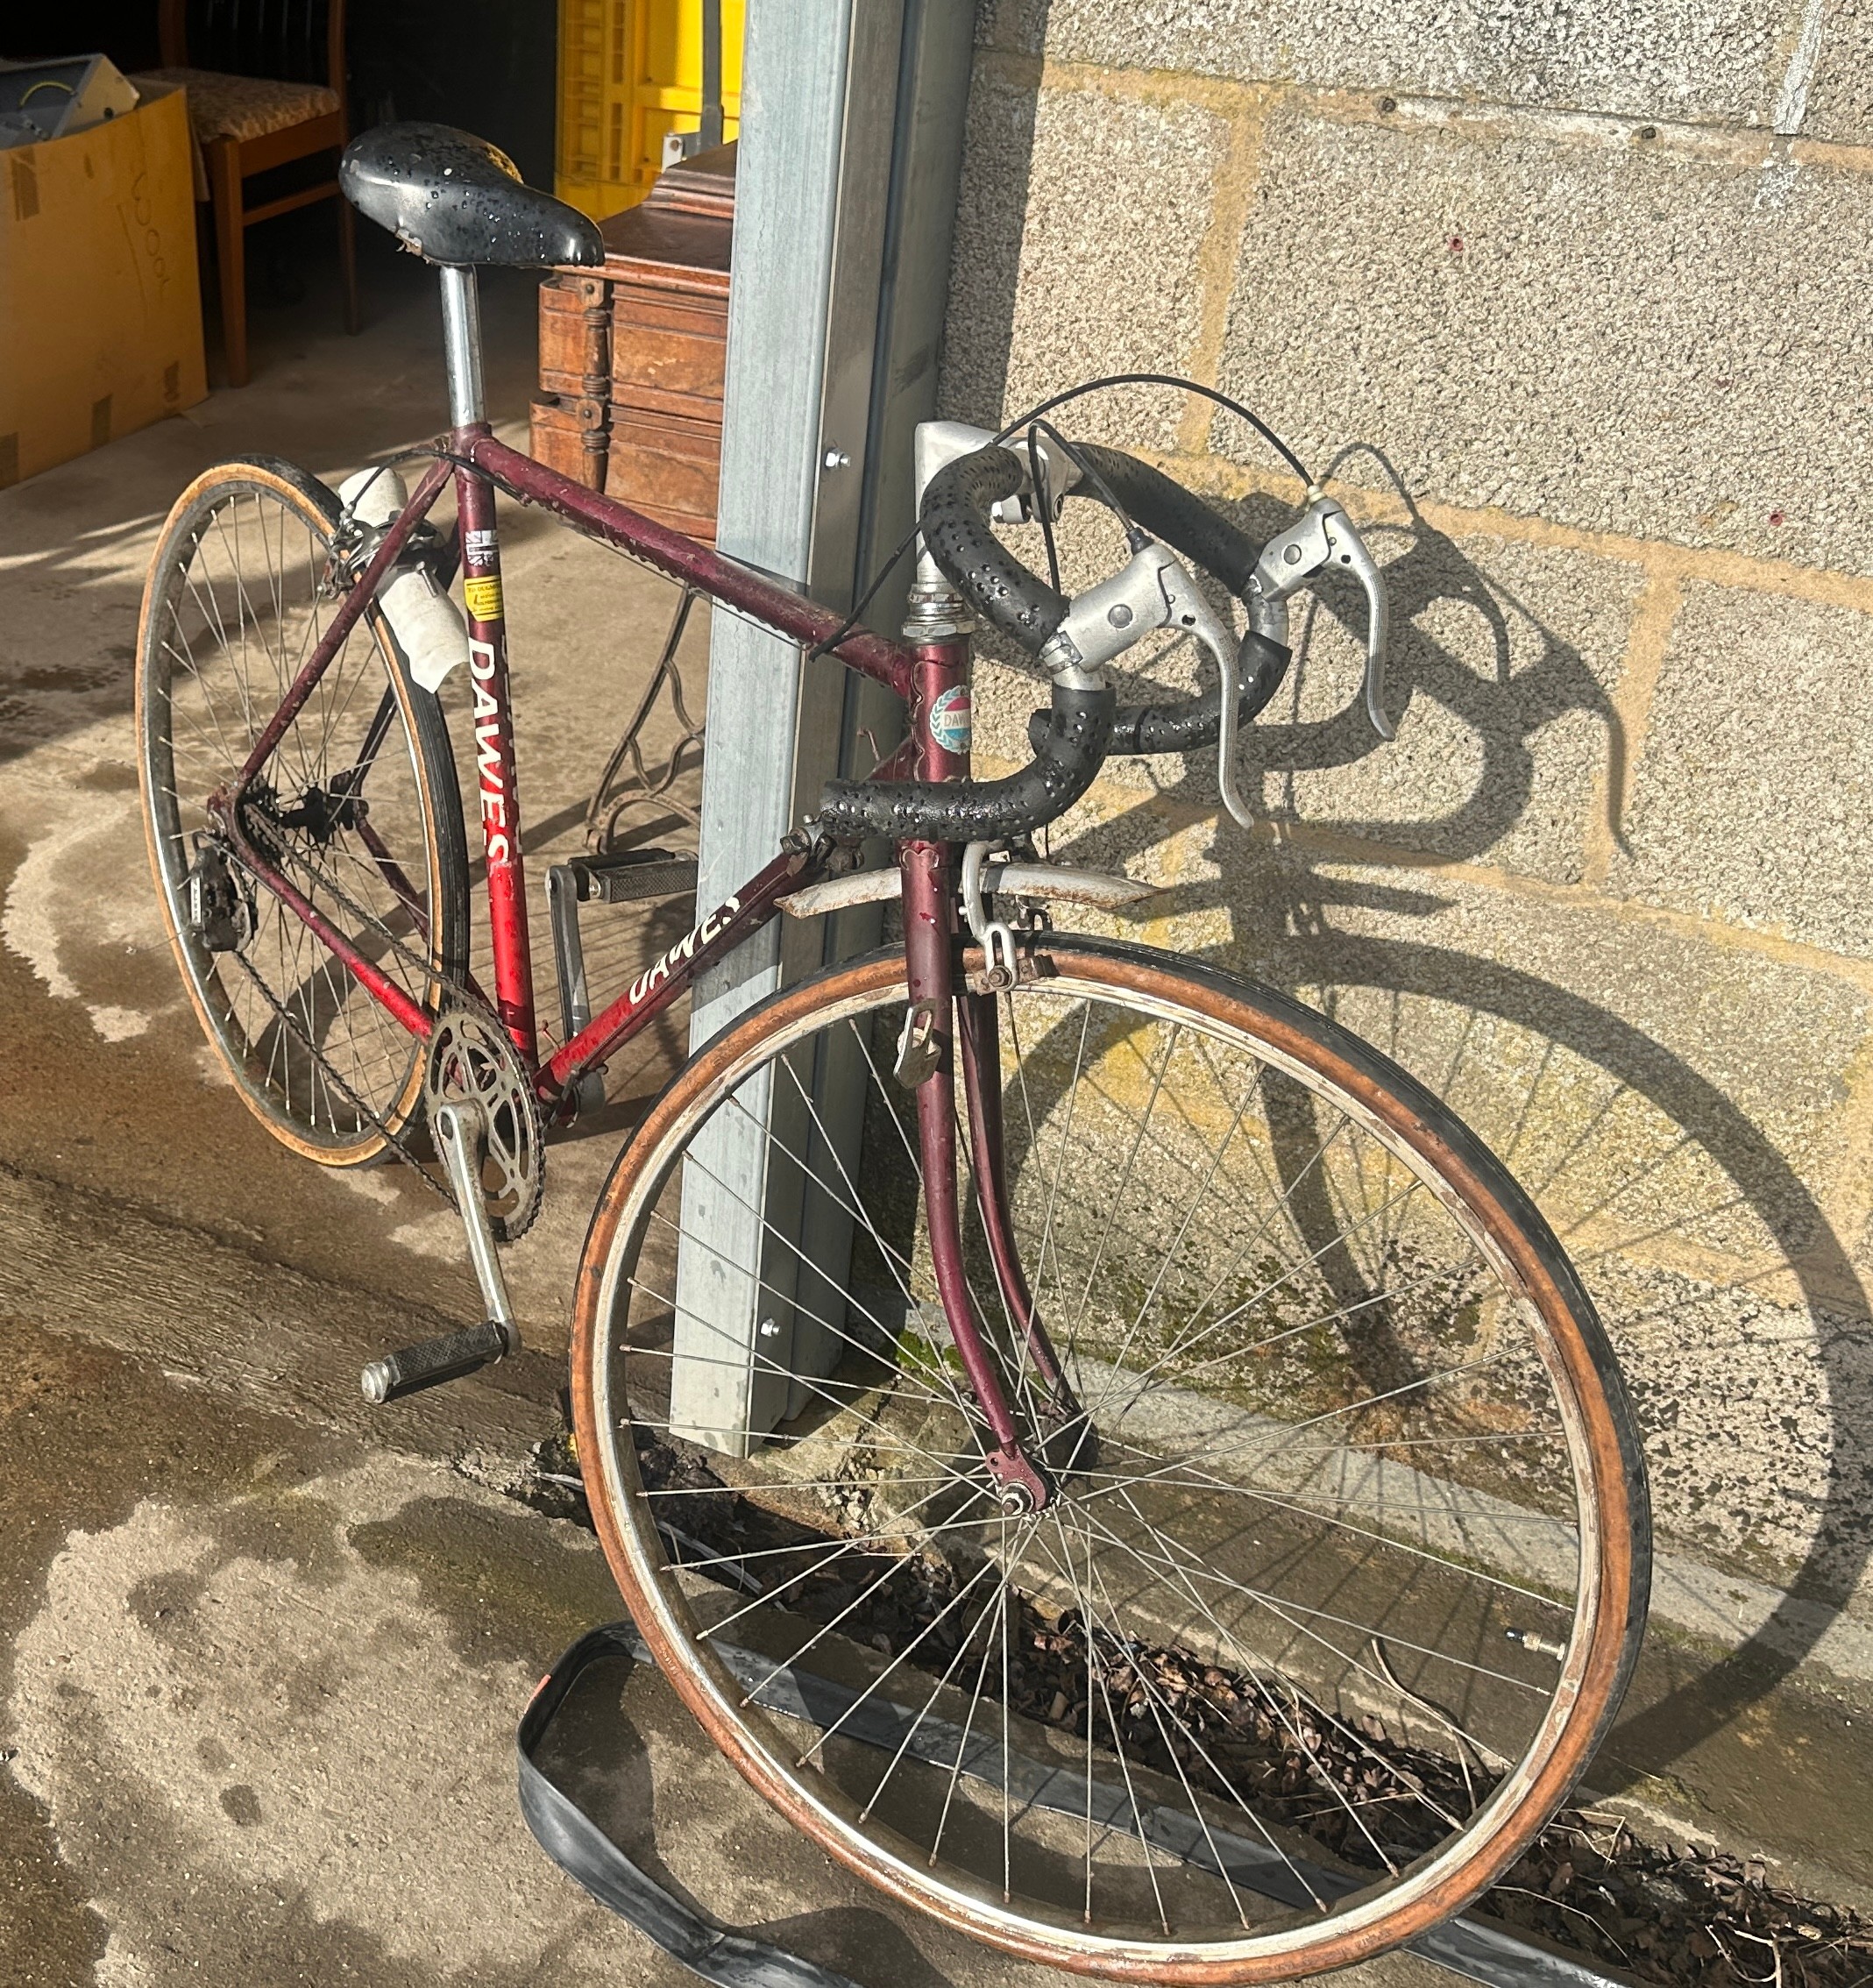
[214,422,918,1095]
[210,418,1069,1497]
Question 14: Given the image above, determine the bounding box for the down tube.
[455,466,539,1061]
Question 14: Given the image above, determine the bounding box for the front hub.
[985,1445,1051,1516]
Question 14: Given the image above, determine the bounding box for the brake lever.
[1155,562,1259,830]
[1041,544,1262,828]
[1248,497,1392,741]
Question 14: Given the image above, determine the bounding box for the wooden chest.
[530,142,734,543]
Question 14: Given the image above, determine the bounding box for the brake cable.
[996,370,1315,489]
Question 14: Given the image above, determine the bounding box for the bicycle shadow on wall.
[1041,463,1873,1806]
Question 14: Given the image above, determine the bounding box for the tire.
[571,937,1650,1983]
[136,456,469,1164]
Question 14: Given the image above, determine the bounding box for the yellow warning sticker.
[463,575,504,621]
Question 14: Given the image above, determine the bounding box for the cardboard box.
[0,80,207,489]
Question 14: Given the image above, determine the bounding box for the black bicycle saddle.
[340,123,603,269]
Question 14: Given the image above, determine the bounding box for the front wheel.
[571,937,1649,1983]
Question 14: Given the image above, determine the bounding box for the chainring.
[423,1003,545,1242]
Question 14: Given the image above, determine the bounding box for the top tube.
[453,428,919,702]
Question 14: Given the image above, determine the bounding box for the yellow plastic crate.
[557,0,745,222]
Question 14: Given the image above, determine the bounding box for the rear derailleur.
[184,834,257,953]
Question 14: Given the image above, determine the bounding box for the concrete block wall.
[939,0,1873,1693]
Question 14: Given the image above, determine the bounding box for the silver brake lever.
[1155,561,1258,830]
[1043,545,1261,828]
[1248,497,1392,741]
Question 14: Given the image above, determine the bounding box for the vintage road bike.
[135,125,1650,1983]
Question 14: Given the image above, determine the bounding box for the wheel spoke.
[581,948,1642,1967]
[139,472,458,1158]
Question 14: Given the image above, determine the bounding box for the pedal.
[548,852,696,1117]
[547,864,607,1117]
[567,848,699,906]
[361,1320,514,1403]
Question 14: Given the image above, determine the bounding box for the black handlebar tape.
[1068,445,1262,595]
[919,441,1269,658]
[1039,629,1293,758]
[919,445,1068,654]
[922,439,1287,756]
[848,440,1282,832]
[819,683,1115,843]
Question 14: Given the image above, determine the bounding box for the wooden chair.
[140,0,359,386]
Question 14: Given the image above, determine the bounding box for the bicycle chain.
[226,814,551,1241]
[221,941,458,1211]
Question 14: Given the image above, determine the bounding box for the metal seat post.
[438,263,486,429]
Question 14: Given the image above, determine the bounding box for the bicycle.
[135,123,1650,1984]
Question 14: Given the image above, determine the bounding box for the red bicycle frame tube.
[454,465,538,1060]
[543,844,815,1095]
[212,787,435,1040]
[957,988,1069,1397]
[461,430,912,702]
[234,454,455,787]
[219,423,912,1081]
[895,637,1054,1508]
[216,415,1053,1490]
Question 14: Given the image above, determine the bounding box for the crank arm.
[432,1099,518,1332]
[360,1098,521,1403]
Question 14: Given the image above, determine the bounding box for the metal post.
[669,0,975,1452]
[699,0,725,152]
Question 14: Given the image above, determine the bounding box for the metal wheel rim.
[576,944,1642,1980]
[137,465,454,1158]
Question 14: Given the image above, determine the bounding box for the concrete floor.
[0,245,1465,1987]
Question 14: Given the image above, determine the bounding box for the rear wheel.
[571,937,1650,1982]
[136,456,468,1163]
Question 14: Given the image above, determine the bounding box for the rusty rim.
[571,939,1646,1981]
[136,458,465,1163]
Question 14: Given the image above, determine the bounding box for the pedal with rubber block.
[563,848,698,906]
[360,1097,522,1402]
[548,850,699,1117]
[362,1319,516,1403]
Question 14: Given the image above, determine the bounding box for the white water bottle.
[336,467,472,692]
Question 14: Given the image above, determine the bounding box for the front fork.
[899,641,1072,1515]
